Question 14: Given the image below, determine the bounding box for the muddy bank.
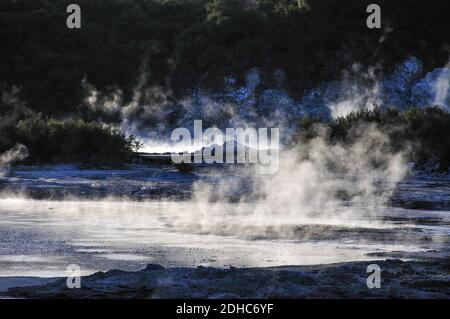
[5,258,449,299]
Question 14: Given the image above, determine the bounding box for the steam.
[74,57,450,241]
[328,64,381,119]
[83,69,299,152]
[0,144,29,177]
[82,55,450,154]
[78,61,411,242]
[433,59,450,110]
[161,124,408,240]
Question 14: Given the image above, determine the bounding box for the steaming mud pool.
[0,165,449,298]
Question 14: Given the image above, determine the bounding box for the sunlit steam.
[0,144,29,177]
[433,60,450,110]
[162,124,407,240]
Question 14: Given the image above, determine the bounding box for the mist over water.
[0,163,449,277]
[1,128,449,277]
[1,57,450,277]
[0,144,28,178]
[167,124,406,238]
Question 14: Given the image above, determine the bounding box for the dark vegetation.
[1,0,449,116]
[297,107,450,172]
[0,106,141,165]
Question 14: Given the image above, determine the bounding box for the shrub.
[0,112,141,165]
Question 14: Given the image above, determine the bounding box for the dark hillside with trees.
[1,0,449,116]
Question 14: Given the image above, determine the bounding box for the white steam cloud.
[82,55,450,154]
[433,59,450,110]
[328,64,382,119]
[0,144,29,177]
[161,124,407,240]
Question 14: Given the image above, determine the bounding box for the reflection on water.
[0,165,449,277]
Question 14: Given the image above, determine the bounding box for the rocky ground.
[3,258,449,299]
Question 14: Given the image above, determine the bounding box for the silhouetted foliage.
[0,109,141,165]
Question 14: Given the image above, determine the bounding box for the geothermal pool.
[0,165,449,277]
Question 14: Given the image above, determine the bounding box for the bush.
[0,112,141,165]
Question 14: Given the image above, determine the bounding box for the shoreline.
[2,258,449,299]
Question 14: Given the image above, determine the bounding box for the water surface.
[0,165,448,277]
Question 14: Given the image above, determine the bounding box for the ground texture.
[4,258,449,299]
